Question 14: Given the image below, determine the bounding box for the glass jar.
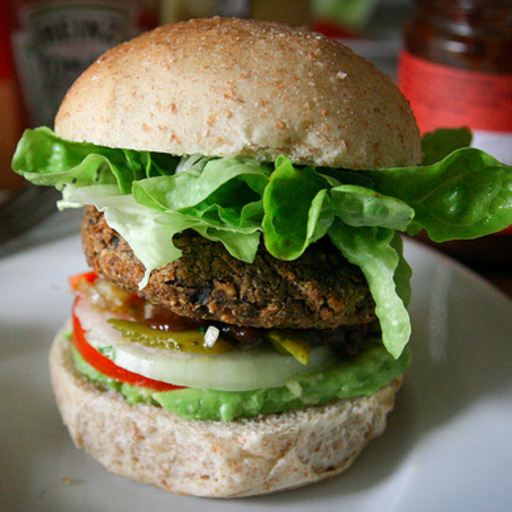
[399,0,512,165]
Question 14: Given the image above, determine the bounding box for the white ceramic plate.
[1,235,511,511]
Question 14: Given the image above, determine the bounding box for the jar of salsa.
[399,0,512,165]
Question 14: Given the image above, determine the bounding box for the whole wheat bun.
[54,17,421,170]
[50,324,402,498]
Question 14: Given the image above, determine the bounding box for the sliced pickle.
[107,319,233,354]
[267,330,311,365]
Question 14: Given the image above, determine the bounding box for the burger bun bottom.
[50,322,402,498]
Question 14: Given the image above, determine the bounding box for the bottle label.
[398,50,512,166]
[10,1,147,127]
[399,50,512,133]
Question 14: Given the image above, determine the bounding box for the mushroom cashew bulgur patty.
[82,205,376,350]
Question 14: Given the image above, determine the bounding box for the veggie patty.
[82,206,376,330]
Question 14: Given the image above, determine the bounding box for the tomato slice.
[68,271,98,290]
[71,299,183,392]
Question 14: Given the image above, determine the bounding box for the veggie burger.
[13,17,512,498]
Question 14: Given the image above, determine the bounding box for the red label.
[398,50,512,134]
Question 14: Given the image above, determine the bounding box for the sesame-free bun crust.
[54,17,421,169]
[50,324,402,497]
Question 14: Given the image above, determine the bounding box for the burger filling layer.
[15,127,510,421]
[68,272,410,422]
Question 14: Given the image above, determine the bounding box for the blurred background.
[1,0,512,287]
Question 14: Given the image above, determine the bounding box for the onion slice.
[74,297,334,392]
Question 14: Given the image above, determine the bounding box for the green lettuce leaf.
[364,148,512,241]
[421,127,472,166]
[133,157,269,211]
[12,126,512,360]
[12,127,179,193]
[60,184,261,288]
[329,220,411,358]
[390,232,412,308]
[330,184,415,231]
[262,156,334,260]
[133,157,269,233]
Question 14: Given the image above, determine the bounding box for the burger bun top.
[55,17,421,170]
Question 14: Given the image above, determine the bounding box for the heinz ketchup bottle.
[8,0,158,128]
